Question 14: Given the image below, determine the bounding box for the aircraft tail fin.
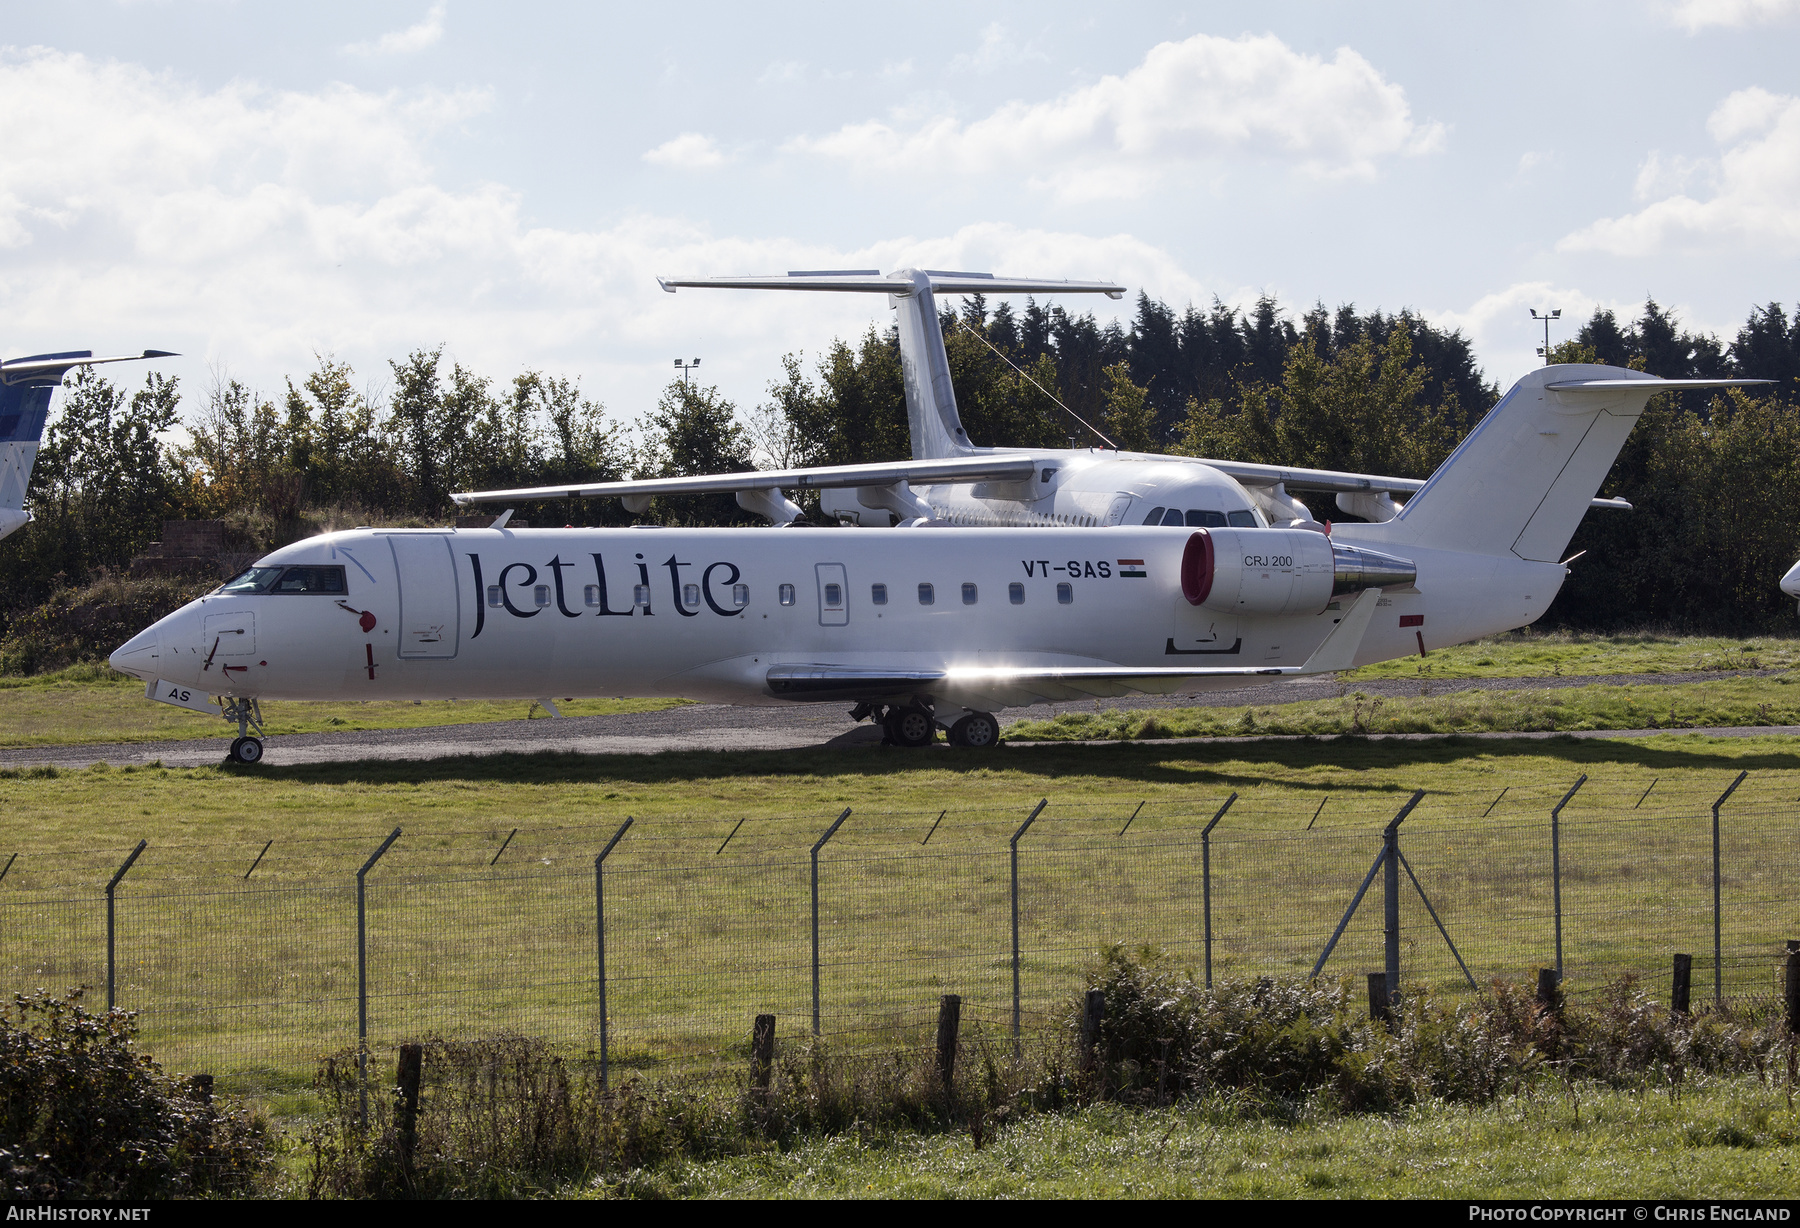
[1367,364,1766,560]
[658,269,1123,460]
[0,349,177,541]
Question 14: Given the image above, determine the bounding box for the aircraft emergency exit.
[112,362,1760,765]
[1,349,177,541]
[454,269,1645,534]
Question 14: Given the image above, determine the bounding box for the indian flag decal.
[1118,559,1147,578]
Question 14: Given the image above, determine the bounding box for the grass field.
[644,1080,1800,1199]
[0,664,688,747]
[1342,629,1800,679]
[3,734,1799,1090]
[1007,675,1800,741]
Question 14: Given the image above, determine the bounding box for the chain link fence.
[3,770,1798,1084]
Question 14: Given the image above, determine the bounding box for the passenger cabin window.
[732,583,750,609]
[1009,582,1025,605]
[870,583,888,605]
[962,582,978,605]
[823,582,843,607]
[778,583,796,606]
[1140,507,1165,525]
[584,585,601,607]
[1186,509,1227,528]
[682,583,701,609]
[918,582,934,606]
[1057,582,1074,604]
[487,585,503,608]
[633,584,652,608]
[1227,510,1258,527]
[267,565,346,594]
[216,566,284,594]
[533,584,551,607]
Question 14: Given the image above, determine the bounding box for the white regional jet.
[1,350,177,540]
[111,361,1757,764]
[1782,559,1800,611]
[455,269,1640,532]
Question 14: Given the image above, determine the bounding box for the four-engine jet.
[1,349,177,541]
[454,269,1641,534]
[111,361,1758,764]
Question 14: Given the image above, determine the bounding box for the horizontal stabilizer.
[658,269,1126,299]
[1,350,178,386]
[1543,378,1770,392]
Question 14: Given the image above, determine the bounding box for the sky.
[2,0,1798,434]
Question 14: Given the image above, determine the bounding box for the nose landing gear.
[221,696,265,765]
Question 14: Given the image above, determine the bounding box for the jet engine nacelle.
[1180,528,1417,616]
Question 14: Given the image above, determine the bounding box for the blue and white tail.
[0,349,176,541]
[1362,364,1765,561]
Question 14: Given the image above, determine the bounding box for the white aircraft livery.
[457,269,1641,533]
[1,349,176,541]
[1782,559,1800,610]
[111,360,1760,764]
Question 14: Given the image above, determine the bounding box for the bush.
[0,573,213,675]
[0,990,269,1198]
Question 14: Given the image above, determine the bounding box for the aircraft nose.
[109,625,159,680]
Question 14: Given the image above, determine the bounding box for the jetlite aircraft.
[1,350,176,541]
[111,352,1758,764]
[1782,559,1800,611]
[454,269,1640,532]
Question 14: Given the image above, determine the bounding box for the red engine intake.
[1181,530,1214,606]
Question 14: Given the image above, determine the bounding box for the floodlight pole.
[674,357,701,386]
[1531,308,1562,365]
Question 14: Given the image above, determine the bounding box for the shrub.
[0,574,213,675]
[0,989,269,1198]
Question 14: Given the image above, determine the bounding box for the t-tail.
[0,349,177,541]
[1354,364,1767,561]
[657,269,1124,460]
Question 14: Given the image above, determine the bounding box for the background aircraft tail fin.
[658,270,1123,460]
[1367,364,1765,560]
[0,349,177,541]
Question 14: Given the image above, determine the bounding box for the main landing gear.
[222,696,265,765]
[849,702,1002,749]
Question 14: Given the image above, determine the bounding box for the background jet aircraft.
[114,362,1759,765]
[1783,559,1800,611]
[0,349,176,541]
[453,269,1640,535]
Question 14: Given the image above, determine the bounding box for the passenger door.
[386,533,461,659]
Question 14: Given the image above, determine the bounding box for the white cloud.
[642,132,727,169]
[787,32,1443,199]
[0,48,1189,429]
[948,23,1049,74]
[343,3,447,57]
[1665,0,1799,31]
[1560,87,1800,257]
[757,60,805,86]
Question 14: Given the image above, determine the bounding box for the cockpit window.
[1160,508,1185,527]
[1227,510,1259,527]
[1186,509,1227,527]
[1141,507,1165,525]
[215,566,283,594]
[271,566,347,594]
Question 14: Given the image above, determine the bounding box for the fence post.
[356,826,402,1123]
[1010,799,1047,1059]
[1381,796,1422,1013]
[1080,987,1106,1075]
[396,1042,422,1184]
[935,994,961,1089]
[1201,793,1238,989]
[810,808,851,1038]
[751,1013,776,1095]
[1785,941,1800,1034]
[105,840,147,1012]
[1367,971,1391,1027]
[1550,775,1587,983]
[1713,771,1748,1004]
[594,818,634,1090]
[1672,953,1692,1014]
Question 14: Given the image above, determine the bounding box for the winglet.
[1297,589,1382,675]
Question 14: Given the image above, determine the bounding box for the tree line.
[3,294,1798,638]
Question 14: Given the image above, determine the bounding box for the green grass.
[0,664,689,747]
[1007,675,1800,741]
[644,1080,1800,1198]
[3,736,1799,1089]
[1344,629,1800,680]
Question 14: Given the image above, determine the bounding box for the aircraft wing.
[452,455,1039,505]
[766,588,1382,708]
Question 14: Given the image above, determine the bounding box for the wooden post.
[1785,941,1800,1034]
[188,1073,214,1106]
[1367,972,1392,1028]
[1536,967,1561,1012]
[396,1042,422,1171]
[751,1014,776,1094]
[1079,988,1106,1073]
[1671,953,1692,1015]
[935,995,961,1088]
